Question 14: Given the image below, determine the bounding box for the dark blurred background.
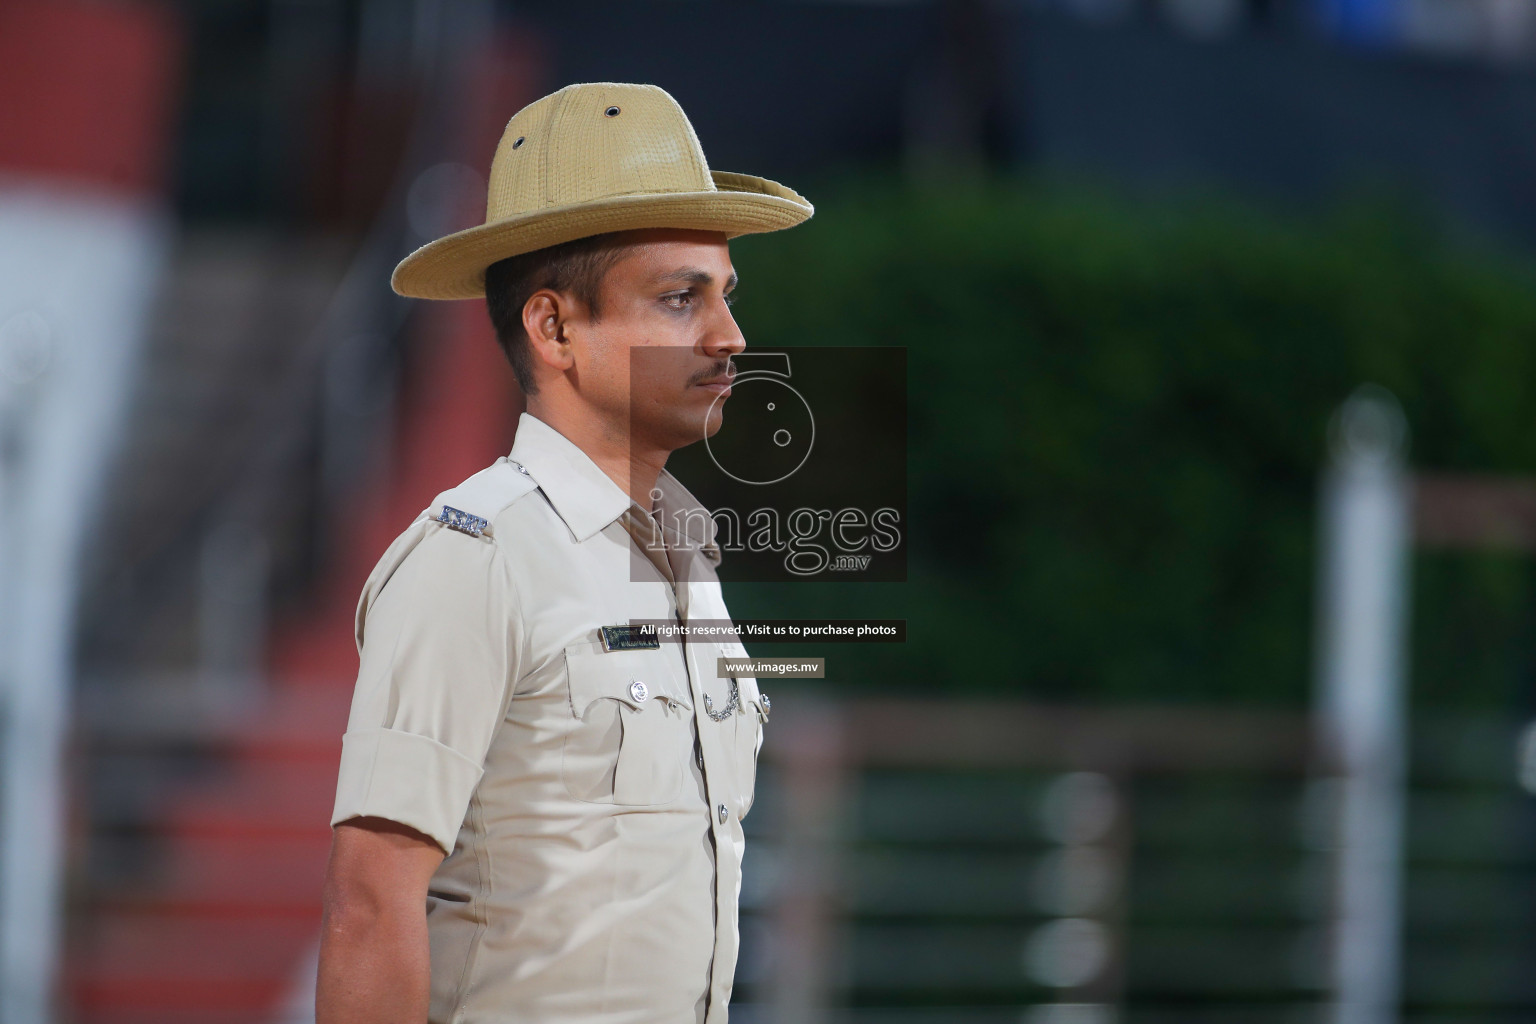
[5,0,1536,1021]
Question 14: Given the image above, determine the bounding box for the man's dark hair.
[483,231,634,396]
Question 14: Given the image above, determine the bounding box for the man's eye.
[723,291,737,307]
[663,292,692,308]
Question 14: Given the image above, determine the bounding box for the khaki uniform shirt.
[331,410,767,1024]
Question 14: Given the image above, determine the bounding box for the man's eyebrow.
[655,267,739,291]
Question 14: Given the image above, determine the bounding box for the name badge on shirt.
[600,624,660,652]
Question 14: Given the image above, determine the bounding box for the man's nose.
[704,304,746,357]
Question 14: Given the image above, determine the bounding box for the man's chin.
[686,408,726,447]
[644,404,724,451]
[700,404,726,440]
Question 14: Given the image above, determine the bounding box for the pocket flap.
[746,691,770,722]
[565,647,692,718]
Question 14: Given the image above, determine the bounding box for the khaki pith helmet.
[391,81,814,300]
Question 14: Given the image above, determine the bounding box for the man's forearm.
[315,900,431,1024]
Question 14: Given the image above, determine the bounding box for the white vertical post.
[1315,385,1412,1024]
[769,700,846,1024]
[0,188,165,1024]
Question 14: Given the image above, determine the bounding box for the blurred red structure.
[64,32,536,1024]
[0,1,181,196]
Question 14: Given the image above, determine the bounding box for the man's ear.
[522,289,577,372]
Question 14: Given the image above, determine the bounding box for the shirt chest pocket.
[562,646,694,806]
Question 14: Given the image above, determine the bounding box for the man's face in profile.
[576,228,744,453]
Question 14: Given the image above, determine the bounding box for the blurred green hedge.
[721,173,1536,710]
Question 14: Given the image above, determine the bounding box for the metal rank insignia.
[437,505,489,538]
[600,624,660,651]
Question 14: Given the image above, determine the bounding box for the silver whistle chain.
[703,678,740,722]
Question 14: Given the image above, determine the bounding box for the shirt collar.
[508,411,721,563]
[654,464,723,566]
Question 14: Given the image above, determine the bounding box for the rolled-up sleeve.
[331,521,518,854]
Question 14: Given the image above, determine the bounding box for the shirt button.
[718,803,729,824]
[629,680,649,703]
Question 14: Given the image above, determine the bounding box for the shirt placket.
[621,506,738,1022]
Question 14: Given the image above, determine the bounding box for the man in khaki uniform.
[315,81,812,1024]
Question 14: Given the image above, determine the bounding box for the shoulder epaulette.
[419,457,540,540]
[356,459,540,650]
